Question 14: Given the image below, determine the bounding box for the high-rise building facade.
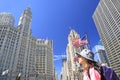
[66,29,83,80]
[93,0,120,77]
[0,7,54,80]
[53,67,58,80]
[55,72,58,80]
[0,12,21,80]
[95,45,110,66]
[36,39,54,80]
[61,58,68,80]
[0,13,15,26]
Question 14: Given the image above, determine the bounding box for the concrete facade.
[93,0,120,77]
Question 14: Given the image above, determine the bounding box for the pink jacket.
[83,67,101,80]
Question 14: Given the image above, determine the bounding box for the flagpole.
[85,33,92,50]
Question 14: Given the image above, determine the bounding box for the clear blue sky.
[0,0,100,79]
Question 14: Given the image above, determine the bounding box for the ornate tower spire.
[18,7,32,32]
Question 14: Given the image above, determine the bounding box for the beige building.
[36,39,54,80]
[0,7,54,80]
[93,0,120,77]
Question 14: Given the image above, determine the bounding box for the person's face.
[77,55,87,65]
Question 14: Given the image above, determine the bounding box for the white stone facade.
[0,7,54,80]
[93,0,120,77]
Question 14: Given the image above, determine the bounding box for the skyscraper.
[0,13,15,26]
[95,45,110,66]
[61,58,68,80]
[0,7,54,80]
[53,67,58,80]
[93,0,120,77]
[36,39,54,80]
[66,29,83,80]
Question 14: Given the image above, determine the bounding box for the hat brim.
[75,53,82,57]
[75,53,97,63]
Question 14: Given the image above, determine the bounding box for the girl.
[76,49,101,80]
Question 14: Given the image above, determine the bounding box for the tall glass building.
[95,45,110,66]
[93,0,120,77]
